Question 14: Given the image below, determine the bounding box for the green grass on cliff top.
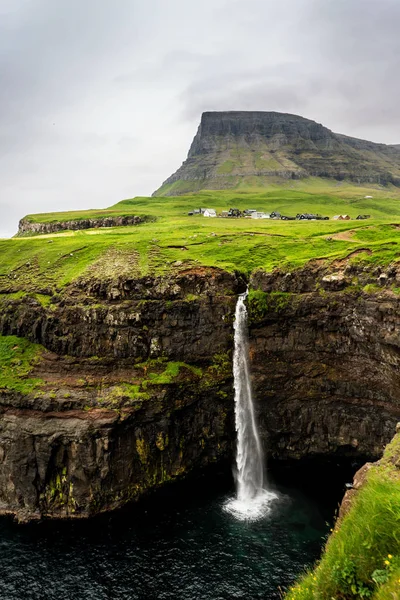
[285,434,400,600]
[3,180,400,293]
[0,335,44,394]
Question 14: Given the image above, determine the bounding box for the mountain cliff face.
[153,112,400,195]
[1,262,400,521]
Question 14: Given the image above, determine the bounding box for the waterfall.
[224,290,277,521]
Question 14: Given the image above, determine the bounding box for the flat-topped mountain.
[153,111,400,195]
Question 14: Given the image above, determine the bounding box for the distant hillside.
[153,112,400,196]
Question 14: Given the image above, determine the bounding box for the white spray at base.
[224,290,278,521]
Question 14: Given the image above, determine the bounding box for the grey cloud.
[180,0,400,142]
[1,0,399,237]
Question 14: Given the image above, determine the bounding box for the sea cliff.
[0,263,399,522]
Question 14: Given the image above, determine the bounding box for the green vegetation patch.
[0,335,44,394]
[248,289,292,322]
[97,383,151,407]
[135,359,203,386]
[285,433,400,599]
[96,360,204,409]
[145,361,202,385]
[217,160,237,174]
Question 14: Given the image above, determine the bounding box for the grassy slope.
[285,434,400,600]
[3,181,400,294]
[0,336,44,393]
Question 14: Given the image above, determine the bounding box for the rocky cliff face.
[1,264,400,521]
[153,112,400,195]
[17,215,149,236]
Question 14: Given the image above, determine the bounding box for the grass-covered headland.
[4,180,400,295]
[285,432,400,599]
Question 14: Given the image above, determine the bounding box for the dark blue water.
[0,467,342,600]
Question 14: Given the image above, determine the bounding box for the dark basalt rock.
[1,265,400,522]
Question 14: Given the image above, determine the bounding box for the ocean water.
[0,464,348,600]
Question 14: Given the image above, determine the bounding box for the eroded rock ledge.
[17,215,151,236]
[0,264,400,522]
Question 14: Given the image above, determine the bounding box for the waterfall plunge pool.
[0,458,363,600]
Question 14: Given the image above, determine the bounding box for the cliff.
[153,112,400,195]
[17,215,150,236]
[1,260,400,522]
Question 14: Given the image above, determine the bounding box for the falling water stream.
[224,290,278,520]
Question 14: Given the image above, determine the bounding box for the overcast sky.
[1,0,399,237]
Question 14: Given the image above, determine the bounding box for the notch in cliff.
[153,111,400,196]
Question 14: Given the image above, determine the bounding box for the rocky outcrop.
[17,215,151,236]
[153,111,400,195]
[0,377,233,523]
[249,291,400,460]
[0,268,242,359]
[1,264,400,521]
[0,268,241,522]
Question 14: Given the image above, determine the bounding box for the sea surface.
[0,466,346,600]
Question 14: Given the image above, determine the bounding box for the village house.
[333,215,351,220]
[203,209,217,218]
[251,212,271,219]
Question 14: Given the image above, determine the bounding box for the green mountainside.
[153,112,400,196]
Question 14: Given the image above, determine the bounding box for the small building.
[220,211,229,218]
[365,196,373,199]
[333,214,351,220]
[203,209,217,218]
[251,212,271,219]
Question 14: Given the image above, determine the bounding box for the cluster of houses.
[187,208,371,221]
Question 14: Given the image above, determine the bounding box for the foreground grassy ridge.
[0,336,44,393]
[285,434,400,600]
[2,183,400,293]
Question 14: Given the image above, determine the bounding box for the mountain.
[153,111,400,196]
